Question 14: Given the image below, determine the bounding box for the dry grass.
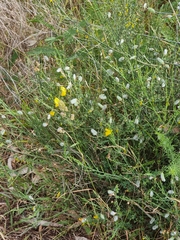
[0,0,37,105]
[0,0,53,106]
[0,0,36,63]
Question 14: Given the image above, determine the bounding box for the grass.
[0,0,180,239]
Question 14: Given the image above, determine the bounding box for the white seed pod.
[174,99,180,105]
[160,172,166,182]
[42,122,48,127]
[91,129,98,136]
[113,215,118,222]
[118,57,125,62]
[157,57,164,65]
[163,49,168,56]
[152,225,158,230]
[150,217,155,224]
[107,12,111,18]
[167,190,174,195]
[70,98,79,106]
[17,110,23,115]
[147,7,156,13]
[143,3,148,10]
[135,180,140,188]
[150,190,154,197]
[164,213,169,218]
[134,116,139,125]
[120,39,124,45]
[64,66,70,71]
[117,95,122,101]
[110,211,116,216]
[99,94,107,100]
[108,190,115,196]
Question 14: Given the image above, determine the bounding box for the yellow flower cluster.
[56,192,61,198]
[60,86,67,97]
[54,97,68,111]
[125,22,135,28]
[104,128,113,137]
[50,110,55,116]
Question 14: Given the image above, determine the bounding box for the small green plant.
[157,131,180,178]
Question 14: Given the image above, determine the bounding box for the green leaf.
[27,46,57,56]
[9,50,19,68]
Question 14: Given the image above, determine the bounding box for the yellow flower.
[93,215,99,219]
[60,86,67,97]
[54,97,60,108]
[104,128,113,137]
[56,192,61,198]
[54,97,68,111]
[139,100,143,106]
[50,110,55,116]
